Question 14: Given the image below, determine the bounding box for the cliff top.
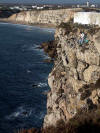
[56,22,100,54]
[58,21,100,35]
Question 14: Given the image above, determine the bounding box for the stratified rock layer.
[43,24,100,127]
[7,8,82,26]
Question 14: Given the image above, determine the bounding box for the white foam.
[27,70,31,73]
[5,106,33,120]
[37,82,48,88]
[39,112,45,120]
[27,44,40,51]
[27,44,49,60]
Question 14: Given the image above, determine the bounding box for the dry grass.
[58,21,100,36]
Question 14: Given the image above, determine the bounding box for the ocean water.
[0,23,55,133]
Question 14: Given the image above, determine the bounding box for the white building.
[87,1,89,7]
[77,5,80,8]
[32,6,37,9]
[91,4,96,8]
[37,7,44,10]
[74,12,100,26]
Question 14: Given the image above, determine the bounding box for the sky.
[0,0,99,4]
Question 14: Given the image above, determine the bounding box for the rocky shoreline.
[1,8,100,133]
[1,9,100,131]
[17,22,100,133]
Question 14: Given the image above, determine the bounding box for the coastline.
[1,9,100,133]
[0,18,56,29]
[0,22,55,133]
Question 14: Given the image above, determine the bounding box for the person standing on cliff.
[79,32,85,45]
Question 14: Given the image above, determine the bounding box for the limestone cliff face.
[74,12,100,26]
[43,24,100,127]
[8,8,82,26]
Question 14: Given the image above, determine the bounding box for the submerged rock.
[32,84,38,88]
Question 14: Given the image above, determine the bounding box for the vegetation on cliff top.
[58,21,100,35]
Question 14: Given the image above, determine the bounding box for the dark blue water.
[0,23,55,133]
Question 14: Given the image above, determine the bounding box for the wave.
[27,44,40,51]
[37,82,48,88]
[38,112,46,120]
[22,43,43,53]
[27,69,31,73]
[32,82,48,88]
[5,106,33,120]
[27,44,49,59]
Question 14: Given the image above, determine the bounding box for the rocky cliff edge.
[43,22,100,127]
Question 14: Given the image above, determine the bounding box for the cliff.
[74,12,100,27]
[7,8,82,26]
[43,22,100,127]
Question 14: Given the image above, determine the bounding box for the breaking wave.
[6,106,33,120]
[37,82,48,88]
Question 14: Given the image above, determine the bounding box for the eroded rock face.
[8,8,82,26]
[44,24,100,128]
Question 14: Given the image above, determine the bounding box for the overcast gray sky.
[0,0,99,4]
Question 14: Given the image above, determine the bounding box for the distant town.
[0,1,100,11]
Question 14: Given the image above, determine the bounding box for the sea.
[0,23,55,133]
